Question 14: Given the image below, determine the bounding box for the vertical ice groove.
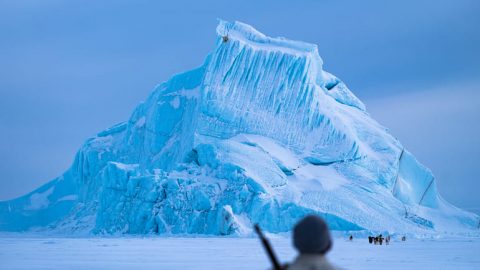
[419,178,435,205]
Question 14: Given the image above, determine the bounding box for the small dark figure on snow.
[222,35,229,43]
[374,237,378,245]
[368,236,373,244]
[401,236,406,241]
[378,234,384,245]
[385,235,390,245]
[349,235,353,241]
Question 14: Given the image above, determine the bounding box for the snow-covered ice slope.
[0,21,478,235]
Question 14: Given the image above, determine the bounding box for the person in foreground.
[287,215,344,270]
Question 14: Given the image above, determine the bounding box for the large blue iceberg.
[1,21,478,235]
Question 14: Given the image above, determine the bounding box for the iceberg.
[1,21,478,235]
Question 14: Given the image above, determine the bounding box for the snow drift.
[1,21,478,235]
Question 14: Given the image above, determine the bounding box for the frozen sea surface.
[1,234,479,270]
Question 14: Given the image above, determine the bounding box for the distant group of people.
[366,234,406,245]
[347,234,407,245]
[368,234,390,245]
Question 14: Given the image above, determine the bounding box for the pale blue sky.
[0,0,479,213]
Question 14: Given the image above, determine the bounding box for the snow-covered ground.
[1,234,479,269]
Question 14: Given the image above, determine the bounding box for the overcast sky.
[0,0,479,213]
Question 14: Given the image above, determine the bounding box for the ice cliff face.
[1,21,478,235]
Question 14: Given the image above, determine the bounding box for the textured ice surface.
[0,20,478,235]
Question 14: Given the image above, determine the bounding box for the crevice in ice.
[405,213,434,229]
[305,156,361,166]
[185,149,200,166]
[325,79,340,91]
[418,178,435,205]
[240,141,258,147]
[279,166,295,176]
[391,149,405,194]
[273,160,298,176]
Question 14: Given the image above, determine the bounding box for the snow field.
[1,235,479,270]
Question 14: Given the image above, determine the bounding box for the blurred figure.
[378,234,384,245]
[287,215,344,270]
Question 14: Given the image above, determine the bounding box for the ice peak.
[216,20,320,58]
